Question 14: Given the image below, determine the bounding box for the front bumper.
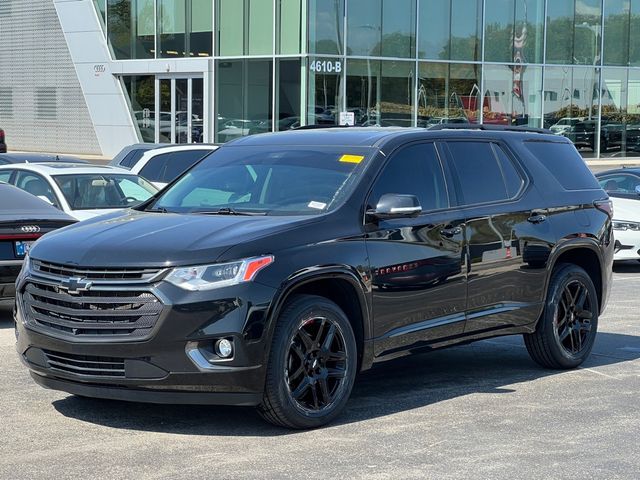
[15,277,277,406]
[613,229,640,261]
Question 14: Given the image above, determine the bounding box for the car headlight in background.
[165,255,274,291]
[612,220,640,231]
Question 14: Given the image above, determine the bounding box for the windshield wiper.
[146,206,169,213]
[194,207,265,216]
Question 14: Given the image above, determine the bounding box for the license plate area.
[14,241,34,257]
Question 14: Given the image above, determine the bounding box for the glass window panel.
[601,68,631,157]
[276,60,301,131]
[347,60,414,127]
[418,62,481,126]
[159,0,186,57]
[631,0,640,65]
[381,0,415,58]
[546,0,575,64]
[278,0,302,54]
[309,0,344,55]
[347,0,382,56]
[107,0,154,59]
[191,0,213,57]
[482,64,542,127]
[122,75,156,143]
[248,0,274,55]
[159,79,172,143]
[574,0,602,65]
[517,0,544,64]
[485,0,516,63]
[93,0,106,27]
[418,0,450,60]
[603,0,630,66]
[216,60,273,143]
[449,0,482,61]
[307,58,343,125]
[218,0,244,55]
[192,79,204,143]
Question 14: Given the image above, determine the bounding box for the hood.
[29,209,319,267]
[69,208,123,221]
[611,197,640,222]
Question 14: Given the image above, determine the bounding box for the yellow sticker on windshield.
[339,154,364,164]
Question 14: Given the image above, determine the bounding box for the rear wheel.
[524,263,598,369]
[258,295,357,429]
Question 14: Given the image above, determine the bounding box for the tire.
[524,263,599,369]
[258,295,357,429]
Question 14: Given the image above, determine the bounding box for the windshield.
[53,174,158,210]
[149,145,373,215]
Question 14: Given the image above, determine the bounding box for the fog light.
[215,339,233,358]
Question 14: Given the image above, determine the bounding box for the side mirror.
[368,193,422,220]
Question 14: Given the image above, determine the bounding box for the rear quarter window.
[523,141,600,190]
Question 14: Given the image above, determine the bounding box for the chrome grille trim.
[31,259,167,285]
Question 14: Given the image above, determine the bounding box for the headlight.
[612,220,640,231]
[165,255,274,291]
[19,252,31,276]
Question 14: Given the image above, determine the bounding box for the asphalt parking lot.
[0,266,638,479]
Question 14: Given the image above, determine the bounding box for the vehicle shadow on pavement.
[47,331,639,435]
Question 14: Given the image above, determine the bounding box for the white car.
[596,169,640,261]
[549,117,582,135]
[128,144,218,189]
[0,163,158,221]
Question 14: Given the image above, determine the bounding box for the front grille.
[43,349,125,377]
[31,259,164,282]
[22,281,163,338]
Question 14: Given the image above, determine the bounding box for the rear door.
[442,139,550,333]
[365,142,468,357]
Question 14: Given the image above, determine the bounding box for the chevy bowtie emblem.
[58,277,93,295]
[21,225,40,233]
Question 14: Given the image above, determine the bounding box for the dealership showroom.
[0,1,639,479]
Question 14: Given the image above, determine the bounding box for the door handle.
[440,226,462,238]
[528,214,547,224]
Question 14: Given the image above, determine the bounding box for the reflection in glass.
[307,59,342,126]
[159,0,186,57]
[159,79,171,143]
[603,0,630,66]
[347,0,382,56]
[276,60,302,131]
[418,0,449,59]
[573,0,602,66]
[381,0,415,58]
[546,0,602,65]
[600,69,640,158]
[631,0,640,65]
[122,75,156,143]
[107,0,155,59]
[484,0,544,64]
[248,0,274,55]
[483,65,542,127]
[346,60,415,127]
[216,60,273,143]
[543,66,601,158]
[92,0,106,28]
[418,63,481,125]
[218,0,244,55]
[309,0,344,55]
[175,79,189,143]
[190,0,213,56]
[192,79,204,143]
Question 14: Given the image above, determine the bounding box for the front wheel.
[524,263,599,369]
[258,295,357,429]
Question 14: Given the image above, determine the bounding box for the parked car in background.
[108,143,164,169]
[129,144,218,189]
[0,128,6,153]
[0,183,75,301]
[562,120,607,151]
[15,126,613,429]
[0,163,158,221]
[550,117,582,135]
[596,168,640,261]
[0,152,88,165]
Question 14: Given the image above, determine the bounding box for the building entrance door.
[156,77,205,144]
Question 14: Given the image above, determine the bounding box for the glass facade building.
[93,0,640,158]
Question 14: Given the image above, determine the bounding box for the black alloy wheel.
[285,316,348,413]
[525,263,599,369]
[259,295,357,429]
[553,279,593,356]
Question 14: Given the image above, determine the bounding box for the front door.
[365,142,468,358]
[156,77,205,144]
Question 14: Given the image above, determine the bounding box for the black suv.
[15,126,613,429]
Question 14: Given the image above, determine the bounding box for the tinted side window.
[139,155,169,182]
[0,170,13,183]
[524,141,600,190]
[492,144,524,198]
[446,141,516,205]
[161,150,210,183]
[119,149,146,169]
[369,143,448,212]
[598,174,640,195]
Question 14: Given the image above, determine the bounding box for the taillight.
[0,129,5,142]
[594,199,613,218]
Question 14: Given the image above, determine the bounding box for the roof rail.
[293,124,354,131]
[427,123,551,135]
